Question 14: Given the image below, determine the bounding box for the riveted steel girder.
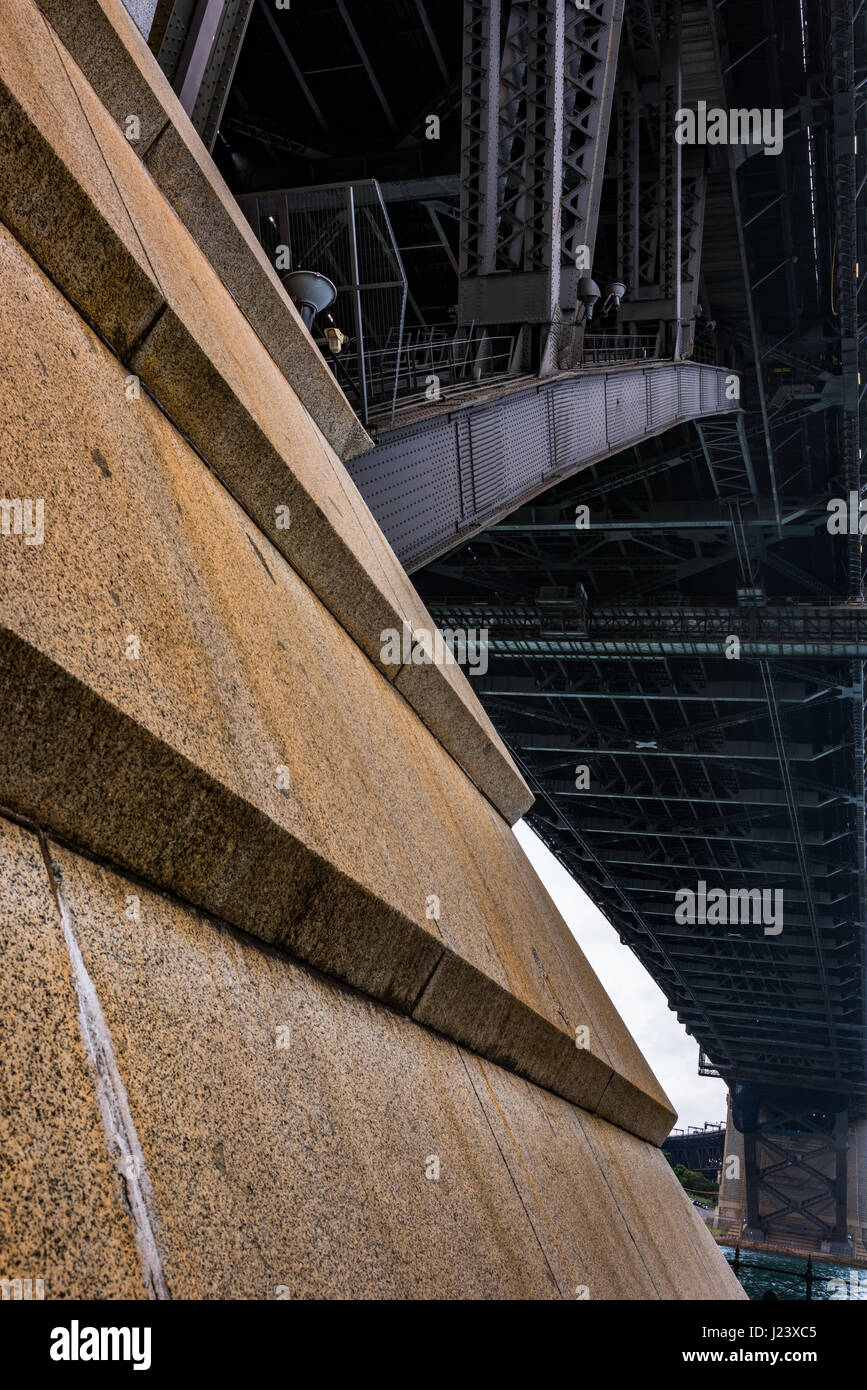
[152,0,255,149]
[426,600,867,661]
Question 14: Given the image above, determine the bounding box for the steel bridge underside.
[425,582,867,1101]
[349,361,739,570]
[664,1127,725,1176]
[333,0,867,1162]
[405,0,867,1154]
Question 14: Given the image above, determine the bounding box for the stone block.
[0,818,147,1298]
[35,836,743,1299]
[35,0,371,462]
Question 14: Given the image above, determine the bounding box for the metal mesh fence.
[239,180,407,424]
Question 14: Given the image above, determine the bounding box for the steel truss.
[616,0,707,360]
[458,0,624,358]
[350,362,737,570]
[664,1126,726,1175]
[426,599,867,660]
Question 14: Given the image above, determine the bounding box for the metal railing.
[581,332,659,364]
[330,328,517,423]
[691,339,723,366]
[727,1244,861,1300]
[347,325,516,421]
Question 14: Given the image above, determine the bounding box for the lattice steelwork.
[680,152,707,359]
[425,600,867,661]
[495,0,561,281]
[614,0,708,362]
[615,64,640,310]
[696,416,759,505]
[830,0,862,597]
[664,1125,725,1175]
[656,0,682,355]
[559,0,624,269]
[458,0,624,334]
[238,180,407,425]
[622,0,658,57]
[459,0,500,281]
[418,577,867,1102]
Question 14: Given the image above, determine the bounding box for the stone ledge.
[0,198,673,1141]
[34,0,372,465]
[0,0,531,827]
[413,951,673,1145]
[0,628,674,1146]
[0,0,676,1146]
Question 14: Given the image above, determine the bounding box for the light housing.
[281,269,337,330]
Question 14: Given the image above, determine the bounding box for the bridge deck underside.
[349,361,738,571]
[664,1129,725,1175]
[416,421,867,1106]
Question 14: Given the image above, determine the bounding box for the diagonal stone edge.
[0,624,673,1146]
[33,0,372,464]
[413,949,676,1146]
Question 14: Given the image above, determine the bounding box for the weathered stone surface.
[35,0,371,462]
[395,655,535,832]
[494,812,672,1105]
[38,835,743,1299]
[0,0,531,828]
[468,1058,662,1298]
[0,220,673,1142]
[473,1059,744,1299]
[0,817,147,1299]
[579,1109,741,1297]
[0,5,163,356]
[400,744,673,1120]
[119,0,157,40]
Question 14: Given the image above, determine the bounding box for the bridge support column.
[679,149,707,359]
[656,0,682,359]
[734,1084,854,1254]
[743,1126,763,1240]
[717,1094,747,1236]
[617,0,710,363]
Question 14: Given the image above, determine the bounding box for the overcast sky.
[514,821,728,1133]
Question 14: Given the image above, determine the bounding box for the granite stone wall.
[0,814,743,1299]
